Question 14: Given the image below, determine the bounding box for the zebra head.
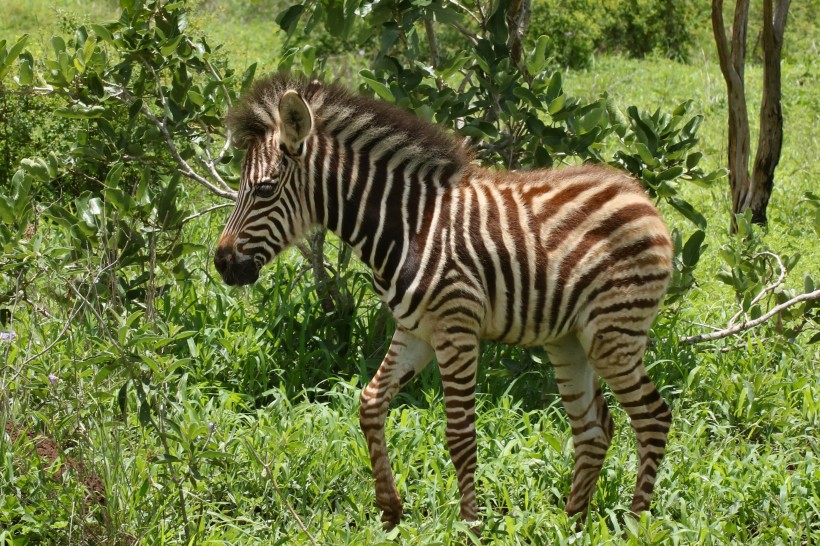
[214,89,314,286]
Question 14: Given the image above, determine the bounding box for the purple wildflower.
[48,374,59,385]
[0,331,15,342]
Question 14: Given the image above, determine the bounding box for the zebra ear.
[278,90,312,156]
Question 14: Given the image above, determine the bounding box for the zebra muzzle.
[214,242,260,286]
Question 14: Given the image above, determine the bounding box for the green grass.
[1,1,819,545]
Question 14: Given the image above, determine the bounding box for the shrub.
[526,0,602,69]
[600,0,703,61]
[526,0,704,66]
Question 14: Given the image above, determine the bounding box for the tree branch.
[112,90,237,201]
[727,251,785,327]
[680,288,820,345]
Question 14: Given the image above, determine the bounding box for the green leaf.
[528,35,549,74]
[160,34,184,56]
[0,34,28,80]
[0,197,14,224]
[118,381,129,415]
[685,152,702,170]
[139,400,151,426]
[547,94,565,115]
[669,196,707,229]
[51,36,66,55]
[105,163,125,187]
[682,114,703,137]
[682,229,705,268]
[487,3,508,44]
[545,71,562,102]
[104,188,137,212]
[360,73,394,102]
[21,158,50,181]
[656,166,684,182]
[55,105,106,119]
[277,4,305,33]
[91,24,113,42]
[17,54,33,85]
[634,142,659,168]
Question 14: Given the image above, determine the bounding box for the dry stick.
[105,83,237,201]
[727,251,786,327]
[680,288,820,345]
[243,439,319,546]
[16,259,122,371]
[179,203,234,226]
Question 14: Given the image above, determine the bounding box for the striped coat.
[215,74,673,530]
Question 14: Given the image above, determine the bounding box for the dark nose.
[214,238,260,286]
[214,243,235,277]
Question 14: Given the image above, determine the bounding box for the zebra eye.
[255,182,276,198]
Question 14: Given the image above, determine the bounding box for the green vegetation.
[1,1,818,545]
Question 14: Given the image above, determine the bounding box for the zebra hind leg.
[359,328,434,529]
[546,335,614,520]
[581,327,671,514]
[432,327,480,526]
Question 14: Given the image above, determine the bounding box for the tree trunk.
[506,0,532,70]
[712,0,791,231]
[749,0,790,225]
[712,0,752,232]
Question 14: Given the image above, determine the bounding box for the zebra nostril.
[214,244,235,274]
[214,240,260,286]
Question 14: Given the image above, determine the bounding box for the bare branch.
[506,0,532,70]
[451,20,480,46]
[446,0,482,25]
[109,89,237,201]
[424,16,440,69]
[727,251,786,327]
[179,203,233,226]
[681,288,820,345]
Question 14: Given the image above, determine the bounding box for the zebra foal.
[214,73,674,529]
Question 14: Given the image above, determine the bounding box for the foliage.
[597,0,703,62]
[526,0,705,69]
[0,0,818,544]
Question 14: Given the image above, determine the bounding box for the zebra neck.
[308,136,463,290]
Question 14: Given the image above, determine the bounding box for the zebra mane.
[226,72,470,172]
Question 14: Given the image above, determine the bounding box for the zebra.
[214,73,674,529]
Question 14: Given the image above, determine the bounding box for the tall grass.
[1,1,818,544]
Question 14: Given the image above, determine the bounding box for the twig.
[445,0,482,25]
[727,251,786,327]
[451,21,480,46]
[243,439,319,546]
[423,16,440,70]
[16,259,122,371]
[179,203,233,226]
[680,288,820,345]
[103,81,237,201]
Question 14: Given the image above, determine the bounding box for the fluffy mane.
[226,73,470,172]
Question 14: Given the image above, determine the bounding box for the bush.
[599,0,702,62]
[526,0,602,69]
[526,0,704,67]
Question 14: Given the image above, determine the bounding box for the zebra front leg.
[360,327,434,530]
[433,329,480,524]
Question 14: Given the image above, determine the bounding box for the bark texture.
[750,0,791,225]
[711,0,790,230]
